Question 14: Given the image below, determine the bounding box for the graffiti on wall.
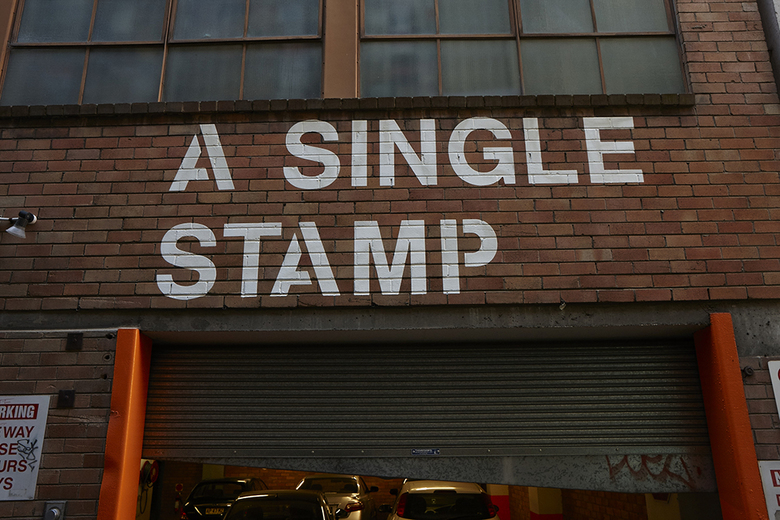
[606,454,701,490]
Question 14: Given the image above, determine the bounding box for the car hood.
[322,493,361,508]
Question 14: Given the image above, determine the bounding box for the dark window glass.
[92,0,168,42]
[360,41,438,97]
[83,47,164,103]
[1,48,85,105]
[17,0,93,43]
[191,482,246,500]
[248,0,320,37]
[601,37,685,94]
[520,39,602,95]
[299,478,358,493]
[593,0,670,32]
[244,43,322,99]
[441,40,520,95]
[364,0,436,35]
[163,45,243,101]
[439,0,511,35]
[519,0,593,33]
[173,0,246,40]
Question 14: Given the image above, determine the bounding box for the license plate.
[204,508,225,515]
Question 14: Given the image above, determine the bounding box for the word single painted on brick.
[156,219,496,301]
[158,116,642,300]
[169,117,644,192]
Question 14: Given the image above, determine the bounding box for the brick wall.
[0,332,115,520]
[561,489,647,520]
[1,99,780,309]
[224,466,309,490]
[507,486,529,520]
[741,356,780,459]
[151,461,201,520]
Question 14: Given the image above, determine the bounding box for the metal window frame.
[0,0,325,104]
[358,0,686,96]
[0,0,688,103]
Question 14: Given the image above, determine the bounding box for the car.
[384,481,499,520]
[181,477,269,520]
[224,489,346,520]
[296,474,379,520]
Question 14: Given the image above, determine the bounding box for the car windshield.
[398,493,491,520]
[191,482,246,500]
[299,478,358,493]
[226,498,324,520]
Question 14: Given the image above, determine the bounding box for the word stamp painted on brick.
[158,117,642,300]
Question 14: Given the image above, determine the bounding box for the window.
[0,0,684,105]
[0,0,322,105]
[360,0,685,97]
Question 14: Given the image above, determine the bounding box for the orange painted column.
[97,329,152,520]
[693,313,767,520]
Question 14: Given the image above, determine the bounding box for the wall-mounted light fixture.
[2,210,37,238]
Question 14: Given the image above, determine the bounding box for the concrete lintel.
[1,300,779,356]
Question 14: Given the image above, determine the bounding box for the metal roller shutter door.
[142,341,711,463]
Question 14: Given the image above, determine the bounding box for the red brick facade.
[561,490,648,520]
[0,332,114,518]
[1,99,780,308]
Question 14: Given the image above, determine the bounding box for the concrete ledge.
[0,94,697,119]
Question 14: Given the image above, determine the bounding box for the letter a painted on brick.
[169,124,235,192]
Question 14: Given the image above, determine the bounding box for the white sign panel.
[768,361,780,419]
[760,461,780,519]
[0,395,49,500]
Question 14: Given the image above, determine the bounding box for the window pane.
[1,48,85,105]
[593,0,670,32]
[521,39,601,95]
[244,43,322,99]
[83,47,163,103]
[163,45,243,101]
[173,0,245,40]
[441,40,520,95]
[601,37,684,94]
[17,0,93,43]
[248,0,320,37]
[360,41,438,97]
[439,0,511,35]
[519,0,593,33]
[92,0,167,42]
[364,0,436,35]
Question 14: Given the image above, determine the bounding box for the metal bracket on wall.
[57,390,75,408]
[43,501,66,520]
[65,333,83,351]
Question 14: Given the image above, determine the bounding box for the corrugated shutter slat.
[142,341,710,459]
